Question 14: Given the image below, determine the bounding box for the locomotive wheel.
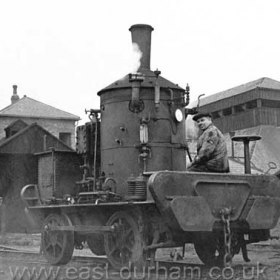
[194,232,224,266]
[41,213,74,265]
[87,233,105,256]
[104,211,145,269]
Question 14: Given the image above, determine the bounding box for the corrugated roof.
[0,96,80,120]
[200,77,280,106]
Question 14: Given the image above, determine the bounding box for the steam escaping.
[116,43,142,82]
[129,43,142,74]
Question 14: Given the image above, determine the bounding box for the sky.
[0,0,280,123]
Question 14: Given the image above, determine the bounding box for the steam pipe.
[129,73,144,112]
[154,83,160,110]
[132,84,140,105]
[154,69,161,110]
[93,118,98,187]
[168,88,174,103]
[185,84,190,106]
[51,147,56,195]
[86,109,101,188]
[197,94,205,108]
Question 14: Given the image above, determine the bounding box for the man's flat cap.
[192,112,212,121]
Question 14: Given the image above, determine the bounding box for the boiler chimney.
[11,85,19,104]
[129,24,154,71]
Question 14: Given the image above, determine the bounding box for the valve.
[85,108,101,122]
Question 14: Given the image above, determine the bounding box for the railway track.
[0,248,208,280]
[0,246,108,265]
[0,244,279,280]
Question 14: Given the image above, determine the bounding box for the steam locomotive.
[21,24,280,269]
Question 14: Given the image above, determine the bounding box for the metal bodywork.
[99,82,187,197]
[148,171,280,232]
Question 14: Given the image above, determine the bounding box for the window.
[262,99,280,108]
[211,111,221,119]
[223,107,232,116]
[234,104,245,113]
[59,133,71,147]
[246,100,257,109]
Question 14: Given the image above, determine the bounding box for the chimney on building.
[11,85,20,104]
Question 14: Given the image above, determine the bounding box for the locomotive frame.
[21,24,280,269]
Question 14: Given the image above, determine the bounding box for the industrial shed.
[198,77,280,133]
[0,122,74,233]
[187,77,280,175]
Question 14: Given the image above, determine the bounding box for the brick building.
[0,85,80,149]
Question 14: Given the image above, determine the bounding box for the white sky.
[0,0,280,123]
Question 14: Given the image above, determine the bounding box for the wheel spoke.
[45,241,53,251]
[41,214,74,265]
[104,211,145,269]
[108,242,118,256]
[43,234,51,246]
[55,244,62,257]
[123,228,133,241]
[55,239,64,249]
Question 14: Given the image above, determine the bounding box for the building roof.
[200,77,280,106]
[0,122,74,154]
[4,119,28,131]
[0,96,80,120]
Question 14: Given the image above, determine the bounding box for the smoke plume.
[130,43,142,73]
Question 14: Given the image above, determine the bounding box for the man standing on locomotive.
[187,112,229,173]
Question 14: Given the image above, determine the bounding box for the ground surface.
[0,230,280,280]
